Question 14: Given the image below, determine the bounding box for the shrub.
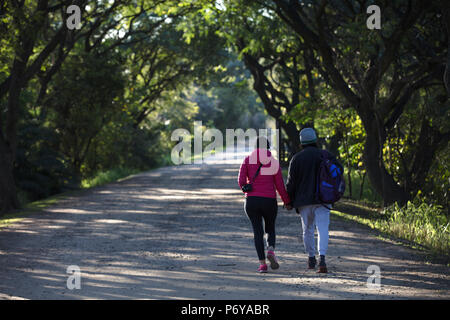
[381,198,449,255]
[81,167,140,189]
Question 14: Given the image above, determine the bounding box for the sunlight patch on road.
[8,229,38,234]
[93,219,128,224]
[47,208,98,215]
[198,188,239,195]
[137,188,242,201]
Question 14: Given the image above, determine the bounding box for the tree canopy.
[0,0,448,214]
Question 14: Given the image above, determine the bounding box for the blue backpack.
[315,150,345,207]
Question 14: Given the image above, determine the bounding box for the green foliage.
[81,167,140,189]
[268,0,449,207]
[6,1,262,209]
[333,197,449,258]
[380,198,450,256]
[44,46,125,178]
[14,120,75,203]
[82,118,160,177]
[382,86,450,206]
[191,58,266,131]
[425,146,450,212]
[342,168,382,205]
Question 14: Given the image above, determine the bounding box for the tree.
[190,57,266,131]
[0,0,139,213]
[214,0,324,153]
[122,10,228,130]
[269,0,449,206]
[44,47,125,179]
[0,0,223,214]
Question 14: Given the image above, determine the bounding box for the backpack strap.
[320,149,329,159]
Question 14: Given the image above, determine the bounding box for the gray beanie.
[299,128,317,145]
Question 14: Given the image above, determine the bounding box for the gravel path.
[0,162,449,299]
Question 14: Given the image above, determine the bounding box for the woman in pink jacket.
[238,137,292,273]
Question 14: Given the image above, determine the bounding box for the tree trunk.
[361,113,409,207]
[0,57,31,215]
[347,168,352,198]
[442,3,450,96]
[342,131,352,198]
[359,170,367,200]
[280,120,300,154]
[0,138,20,214]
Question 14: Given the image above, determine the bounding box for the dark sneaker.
[308,256,317,269]
[318,256,327,273]
[318,265,328,273]
[267,250,279,270]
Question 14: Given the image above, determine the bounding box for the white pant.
[298,204,330,257]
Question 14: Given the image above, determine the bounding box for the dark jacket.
[286,145,342,208]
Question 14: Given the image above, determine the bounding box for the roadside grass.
[81,167,141,188]
[0,192,79,229]
[333,199,450,264]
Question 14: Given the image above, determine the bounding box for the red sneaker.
[257,264,268,273]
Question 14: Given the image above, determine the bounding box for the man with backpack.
[286,128,344,273]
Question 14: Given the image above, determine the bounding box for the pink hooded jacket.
[238,148,291,205]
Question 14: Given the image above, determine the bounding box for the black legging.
[244,196,278,261]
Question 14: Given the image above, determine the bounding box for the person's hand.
[284,204,293,210]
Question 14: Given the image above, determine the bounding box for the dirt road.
[0,162,449,299]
